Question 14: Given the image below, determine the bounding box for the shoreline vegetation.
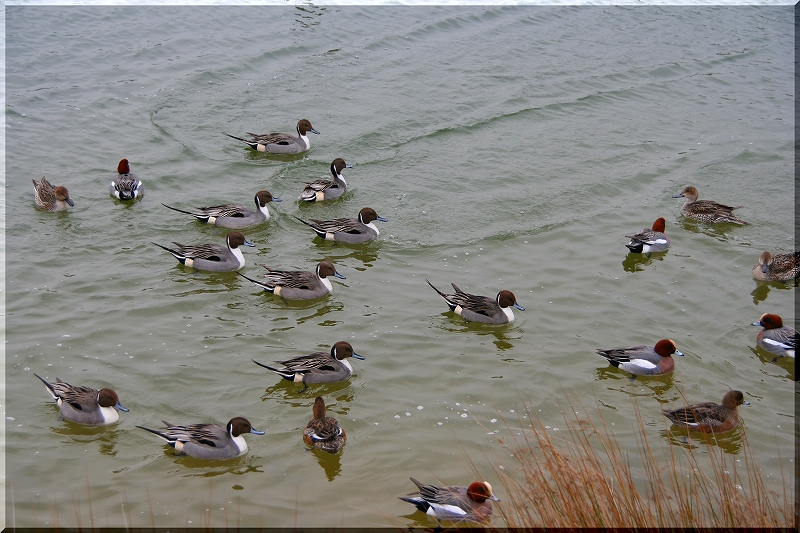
[486,397,793,530]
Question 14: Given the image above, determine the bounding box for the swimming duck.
[110,158,144,200]
[595,339,683,376]
[672,186,747,224]
[300,158,353,202]
[294,207,387,244]
[425,279,524,324]
[152,231,255,272]
[33,176,74,211]
[399,477,499,524]
[226,119,320,154]
[237,261,345,300]
[136,417,264,459]
[625,217,669,254]
[252,341,365,386]
[752,251,799,282]
[303,396,346,454]
[34,373,128,425]
[752,313,796,358]
[663,390,749,433]
[162,191,281,229]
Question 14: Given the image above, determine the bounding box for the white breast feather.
[366,222,380,235]
[232,434,248,453]
[502,307,515,321]
[321,277,333,291]
[100,406,120,424]
[231,247,245,268]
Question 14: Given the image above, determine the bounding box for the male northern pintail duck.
[303,396,346,454]
[625,217,669,254]
[162,191,282,229]
[672,186,747,225]
[110,158,144,200]
[226,119,320,154]
[752,313,796,358]
[152,231,254,272]
[752,251,799,282]
[34,373,128,425]
[32,176,74,211]
[425,279,524,324]
[399,478,499,524]
[136,417,264,459]
[299,158,353,202]
[294,207,387,244]
[663,390,749,433]
[237,260,345,300]
[252,340,365,386]
[595,339,683,376]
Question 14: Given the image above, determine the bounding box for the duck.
[303,396,346,454]
[672,186,747,224]
[625,217,669,254]
[399,477,499,524]
[237,261,345,300]
[162,191,281,229]
[136,417,264,459]
[299,158,353,202]
[752,313,796,358]
[32,176,74,211]
[595,339,683,376]
[294,207,387,244]
[34,373,128,425]
[152,231,254,272]
[225,119,320,154]
[109,158,144,200]
[752,251,799,282]
[662,390,749,433]
[252,341,365,386]
[425,279,524,324]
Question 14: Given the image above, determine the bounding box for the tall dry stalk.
[488,396,792,529]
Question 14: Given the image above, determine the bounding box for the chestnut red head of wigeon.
[651,217,666,232]
[117,158,131,174]
[654,339,681,357]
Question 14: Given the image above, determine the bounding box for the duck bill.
[272,197,283,202]
[352,352,366,360]
[243,239,256,247]
[310,128,321,135]
[742,401,751,406]
[674,350,684,357]
[751,321,763,327]
[513,303,525,311]
[66,198,76,206]
[490,494,500,502]
[116,402,130,412]
[345,164,354,168]
[334,272,346,279]
[672,193,684,198]
[376,216,388,222]
[250,428,266,435]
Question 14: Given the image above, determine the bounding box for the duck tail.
[237,271,275,292]
[425,279,446,298]
[292,215,326,238]
[161,203,198,217]
[33,373,58,399]
[252,359,293,379]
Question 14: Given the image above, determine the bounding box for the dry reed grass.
[486,397,793,529]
